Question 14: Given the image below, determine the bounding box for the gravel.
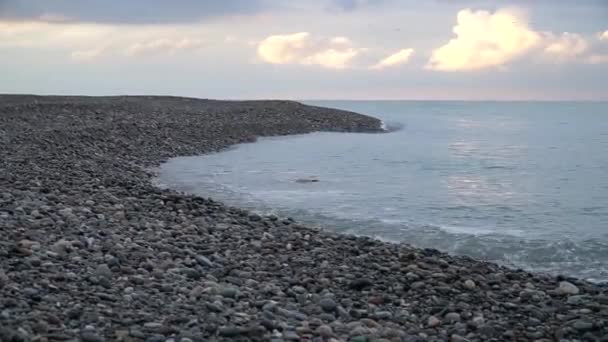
[1,95,607,341]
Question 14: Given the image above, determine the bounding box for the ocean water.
[156,101,608,282]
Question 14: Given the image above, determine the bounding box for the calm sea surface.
[156,101,608,282]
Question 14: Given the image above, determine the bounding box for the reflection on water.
[447,115,528,209]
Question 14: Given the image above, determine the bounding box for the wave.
[380,120,404,132]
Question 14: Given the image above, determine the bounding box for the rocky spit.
[1,95,607,342]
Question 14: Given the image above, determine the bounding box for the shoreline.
[1,95,606,341]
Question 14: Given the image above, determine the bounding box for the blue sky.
[1,0,607,100]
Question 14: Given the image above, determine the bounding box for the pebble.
[572,320,594,332]
[95,264,113,279]
[317,325,334,338]
[463,279,476,290]
[557,281,580,295]
[349,278,373,291]
[219,327,243,337]
[444,312,461,323]
[220,287,239,298]
[428,316,441,327]
[319,297,338,312]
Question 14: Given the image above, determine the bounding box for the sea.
[155,101,608,282]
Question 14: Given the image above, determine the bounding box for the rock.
[567,295,587,305]
[295,178,319,183]
[282,331,300,340]
[374,311,392,320]
[143,322,163,330]
[572,320,594,332]
[451,334,467,342]
[220,287,239,298]
[463,279,476,290]
[219,326,244,337]
[317,325,334,338]
[81,331,105,342]
[0,269,8,288]
[95,264,113,279]
[51,239,73,256]
[195,255,214,267]
[444,312,461,323]
[471,316,484,326]
[557,281,579,295]
[206,302,224,313]
[319,298,338,312]
[428,316,441,327]
[349,278,373,291]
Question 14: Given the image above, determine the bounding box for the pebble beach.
[1,95,607,342]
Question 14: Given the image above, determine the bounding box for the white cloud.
[543,32,589,60]
[0,20,211,61]
[257,32,364,69]
[303,48,360,69]
[371,48,414,69]
[0,21,112,48]
[257,32,311,64]
[71,47,107,62]
[600,31,608,41]
[428,8,541,71]
[125,38,206,57]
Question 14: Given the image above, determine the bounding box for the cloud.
[543,32,589,60]
[125,38,206,57]
[0,20,113,48]
[428,8,541,71]
[371,49,414,69]
[0,19,211,61]
[71,47,107,62]
[600,31,608,41]
[257,32,365,69]
[0,0,266,24]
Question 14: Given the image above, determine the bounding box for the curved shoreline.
[1,95,606,341]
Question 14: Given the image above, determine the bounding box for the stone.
[567,295,587,305]
[81,331,105,342]
[196,255,214,267]
[463,279,476,290]
[317,325,334,338]
[374,311,392,320]
[282,331,300,340]
[444,312,461,323]
[143,322,163,329]
[572,320,594,332]
[0,269,8,288]
[428,316,441,327]
[219,327,244,337]
[557,281,579,295]
[95,264,113,279]
[319,297,338,312]
[349,278,373,291]
[221,287,239,298]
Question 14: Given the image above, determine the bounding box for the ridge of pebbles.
[1,95,607,341]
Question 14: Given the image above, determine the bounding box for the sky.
[1,0,607,100]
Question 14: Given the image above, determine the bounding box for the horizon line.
[2,93,607,103]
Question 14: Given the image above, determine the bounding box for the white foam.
[437,224,524,237]
[380,120,388,132]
